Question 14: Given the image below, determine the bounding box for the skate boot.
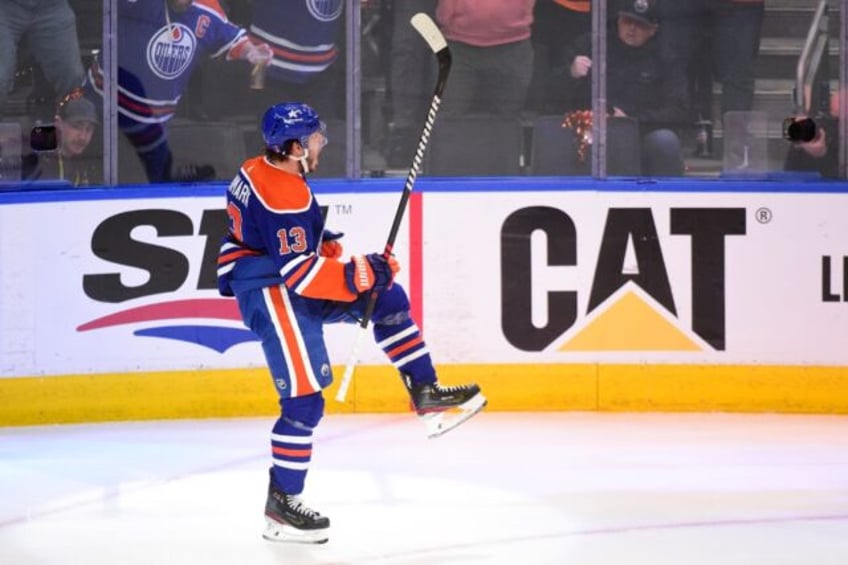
[401,374,487,439]
[263,479,330,544]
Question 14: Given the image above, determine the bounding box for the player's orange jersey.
[218,156,355,302]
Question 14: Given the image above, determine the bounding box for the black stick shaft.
[357,49,451,330]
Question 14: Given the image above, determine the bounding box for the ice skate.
[401,374,487,439]
[263,481,330,544]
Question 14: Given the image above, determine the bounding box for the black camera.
[30,125,58,152]
[782,117,817,143]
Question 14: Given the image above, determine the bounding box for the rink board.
[1,364,846,426]
[1,178,848,424]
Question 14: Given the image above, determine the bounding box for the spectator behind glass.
[0,0,84,118]
[83,0,272,183]
[44,90,101,186]
[20,89,101,186]
[245,0,346,121]
[784,93,839,179]
[526,0,591,115]
[435,0,535,118]
[710,0,765,119]
[660,0,764,131]
[555,0,689,176]
[385,0,437,168]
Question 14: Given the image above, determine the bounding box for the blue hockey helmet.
[261,102,326,154]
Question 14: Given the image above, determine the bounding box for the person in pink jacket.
[435,0,535,118]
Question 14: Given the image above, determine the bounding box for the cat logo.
[500,206,746,352]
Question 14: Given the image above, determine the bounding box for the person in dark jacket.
[554,0,690,176]
[526,0,591,115]
[19,88,102,187]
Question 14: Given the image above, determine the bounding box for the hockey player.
[217,102,486,543]
[84,0,273,182]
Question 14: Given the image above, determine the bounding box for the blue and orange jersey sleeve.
[278,253,355,302]
[216,235,262,296]
[193,0,248,59]
[245,158,357,302]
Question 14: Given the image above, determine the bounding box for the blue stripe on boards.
[3,175,848,206]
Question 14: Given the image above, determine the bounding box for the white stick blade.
[411,13,447,53]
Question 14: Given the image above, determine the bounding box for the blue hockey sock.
[269,393,324,494]
[374,319,436,385]
[270,416,312,494]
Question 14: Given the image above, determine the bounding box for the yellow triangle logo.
[558,288,703,351]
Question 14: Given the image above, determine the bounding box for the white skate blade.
[262,518,329,544]
[421,392,487,439]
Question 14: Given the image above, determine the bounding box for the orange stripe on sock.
[272,446,312,457]
[387,336,423,358]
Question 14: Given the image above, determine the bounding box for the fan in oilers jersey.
[217,102,487,544]
[84,0,273,183]
[248,0,343,85]
[245,0,346,120]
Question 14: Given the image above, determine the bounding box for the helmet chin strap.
[290,148,311,174]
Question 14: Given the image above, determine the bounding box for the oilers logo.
[147,23,196,80]
[306,0,343,22]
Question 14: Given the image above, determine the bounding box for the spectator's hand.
[612,107,627,117]
[799,126,828,158]
[245,42,273,66]
[571,56,592,79]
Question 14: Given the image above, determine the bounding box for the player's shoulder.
[241,157,312,214]
[191,0,230,22]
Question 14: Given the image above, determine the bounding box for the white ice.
[1,412,847,564]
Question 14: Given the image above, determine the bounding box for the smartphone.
[30,125,58,151]
[782,117,817,143]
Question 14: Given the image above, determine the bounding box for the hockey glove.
[320,230,344,259]
[322,229,344,242]
[344,253,400,294]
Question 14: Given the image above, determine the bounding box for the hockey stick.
[335,13,451,403]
